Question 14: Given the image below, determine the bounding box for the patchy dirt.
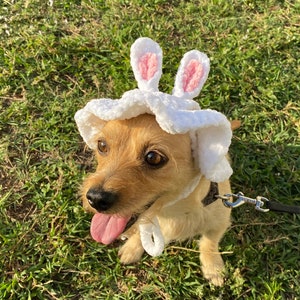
[6,198,37,222]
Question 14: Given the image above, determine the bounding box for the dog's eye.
[145,151,167,168]
[97,140,109,155]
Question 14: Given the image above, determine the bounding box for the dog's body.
[81,113,232,286]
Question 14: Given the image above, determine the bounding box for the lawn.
[0,0,299,299]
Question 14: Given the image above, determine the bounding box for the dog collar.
[201,182,219,206]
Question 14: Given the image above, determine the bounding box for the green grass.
[1,0,299,299]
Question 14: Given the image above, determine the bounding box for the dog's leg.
[118,232,144,264]
[199,228,227,286]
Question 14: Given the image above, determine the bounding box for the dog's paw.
[118,240,144,264]
[201,263,225,286]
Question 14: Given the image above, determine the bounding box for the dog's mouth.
[90,213,131,245]
[90,196,160,245]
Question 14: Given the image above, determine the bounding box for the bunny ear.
[130,37,162,92]
[173,50,210,99]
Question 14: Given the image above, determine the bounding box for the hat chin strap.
[139,217,164,257]
[139,174,202,257]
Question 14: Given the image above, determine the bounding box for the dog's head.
[80,113,199,244]
[82,113,198,214]
[75,37,233,251]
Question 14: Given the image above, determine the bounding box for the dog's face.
[81,113,199,218]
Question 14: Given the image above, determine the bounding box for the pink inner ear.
[138,52,158,80]
[183,59,203,93]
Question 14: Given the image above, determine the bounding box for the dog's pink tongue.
[90,213,130,245]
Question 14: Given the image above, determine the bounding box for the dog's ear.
[231,120,241,130]
[130,37,163,92]
[172,50,210,99]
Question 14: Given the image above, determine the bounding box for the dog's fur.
[81,113,234,286]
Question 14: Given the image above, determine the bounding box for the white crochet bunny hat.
[75,37,232,182]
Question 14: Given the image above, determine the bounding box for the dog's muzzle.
[86,188,118,212]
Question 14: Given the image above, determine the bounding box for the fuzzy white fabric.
[74,37,233,256]
[139,217,165,257]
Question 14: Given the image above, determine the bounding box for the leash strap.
[219,192,300,214]
[265,201,300,214]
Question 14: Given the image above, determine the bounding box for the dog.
[79,113,239,286]
[75,37,238,286]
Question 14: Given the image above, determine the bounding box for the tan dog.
[75,37,238,286]
[80,113,236,286]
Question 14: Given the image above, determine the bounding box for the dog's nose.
[86,188,118,212]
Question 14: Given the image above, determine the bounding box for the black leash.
[202,183,300,215]
[265,200,300,214]
[218,191,300,215]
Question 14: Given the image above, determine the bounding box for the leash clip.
[220,192,270,213]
